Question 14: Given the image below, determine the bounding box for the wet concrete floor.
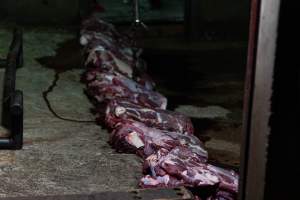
[0,25,246,197]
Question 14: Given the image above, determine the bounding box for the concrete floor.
[0,25,246,197]
[0,28,142,198]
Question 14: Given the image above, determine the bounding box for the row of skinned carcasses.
[80,15,239,200]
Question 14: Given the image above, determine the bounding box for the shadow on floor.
[36,38,82,73]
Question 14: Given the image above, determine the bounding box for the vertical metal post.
[238,0,261,198]
[239,0,281,199]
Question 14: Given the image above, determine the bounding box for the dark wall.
[185,0,250,40]
[265,0,299,199]
[0,0,81,25]
[198,0,249,22]
[0,0,250,40]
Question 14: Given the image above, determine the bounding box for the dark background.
[265,0,299,199]
[0,0,249,39]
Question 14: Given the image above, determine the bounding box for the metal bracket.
[0,29,24,150]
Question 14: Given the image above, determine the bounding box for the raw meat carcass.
[110,121,207,159]
[206,165,239,194]
[212,190,236,200]
[80,15,239,200]
[140,174,184,188]
[80,23,132,51]
[105,99,194,134]
[141,147,238,198]
[134,71,156,90]
[81,16,129,46]
[141,147,218,188]
[81,15,156,89]
[82,30,135,68]
[80,15,136,74]
[83,44,155,89]
[84,70,167,109]
[84,43,134,78]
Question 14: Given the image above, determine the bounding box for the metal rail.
[0,29,24,150]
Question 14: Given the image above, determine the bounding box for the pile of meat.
[80,15,238,200]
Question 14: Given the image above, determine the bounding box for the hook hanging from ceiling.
[132,0,148,30]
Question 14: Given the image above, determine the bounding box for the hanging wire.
[127,0,149,72]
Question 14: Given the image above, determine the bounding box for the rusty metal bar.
[238,0,261,198]
[2,29,23,127]
[0,90,23,149]
[0,29,24,150]
[239,0,281,199]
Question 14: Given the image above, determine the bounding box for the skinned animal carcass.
[141,147,238,199]
[110,121,207,160]
[105,99,194,134]
[84,70,167,109]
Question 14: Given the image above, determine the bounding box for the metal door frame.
[239,0,281,199]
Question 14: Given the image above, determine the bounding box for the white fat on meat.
[108,52,133,77]
[141,175,170,186]
[80,35,90,46]
[181,169,220,186]
[115,106,126,117]
[85,46,106,66]
[126,131,144,148]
